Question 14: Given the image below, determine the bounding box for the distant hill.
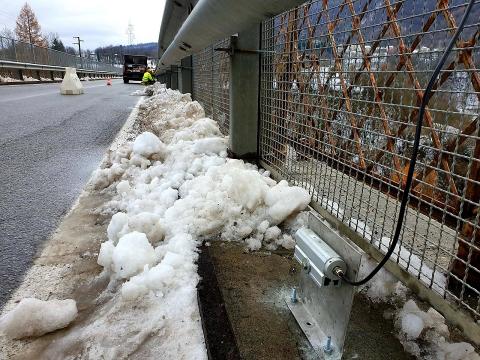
[95,42,158,63]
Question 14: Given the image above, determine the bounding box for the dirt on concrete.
[0,187,114,359]
[208,240,414,360]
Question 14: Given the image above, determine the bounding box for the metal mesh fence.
[192,38,231,135]
[0,36,119,73]
[259,0,480,319]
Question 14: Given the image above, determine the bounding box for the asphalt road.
[0,79,143,307]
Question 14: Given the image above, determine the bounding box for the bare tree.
[0,26,15,39]
[15,3,46,46]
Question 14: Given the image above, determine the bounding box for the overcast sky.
[0,0,166,49]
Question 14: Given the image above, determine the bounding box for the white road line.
[0,82,119,103]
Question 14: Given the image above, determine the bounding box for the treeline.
[94,43,158,63]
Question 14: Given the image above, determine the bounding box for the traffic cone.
[107,78,112,86]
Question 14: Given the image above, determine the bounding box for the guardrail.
[0,36,121,78]
[160,0,480,345]
[0,60,118,75]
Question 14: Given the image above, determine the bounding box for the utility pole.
[73,36,84,57]
[73,36,84,69]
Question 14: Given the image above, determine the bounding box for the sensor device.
[287,212,362,359]
[294,227,346,287]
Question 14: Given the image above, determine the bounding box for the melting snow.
[0,298,77,339]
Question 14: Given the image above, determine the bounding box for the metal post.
[180,56,193,94]
[166,70,172,89]
[12,39,17,61]
[30,43,36,63]
[170,65,179,90]
[228,24,261,160]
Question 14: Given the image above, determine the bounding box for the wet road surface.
[0,79,143,307]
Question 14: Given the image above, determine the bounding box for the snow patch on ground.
[395,300,480,360]
[0,76,22,83]
[348,216,478,359]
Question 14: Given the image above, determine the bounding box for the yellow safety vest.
[142,72,153,83]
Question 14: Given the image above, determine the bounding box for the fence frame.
[158,0,480,345]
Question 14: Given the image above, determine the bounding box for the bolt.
[291,288,297,303]
[323,336,333,355]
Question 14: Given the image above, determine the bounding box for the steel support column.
[179,56,193,94]
[170,65,179,90]
[228,25,260,159]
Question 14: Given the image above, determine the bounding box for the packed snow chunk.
[97,240,115,268]
[116,180,131,195]
[184,101,205,119]
[0,298,77,339]
[245,237,262,251]
[257,220,270,234]
[107,212,129,244]
[264,226,281,242]
[435,341,480,360]
[112,231,156,279]
[121,251,187,300]
[92,163,125,189]
[265,180,311,224]
[193,137,227,155]
[276,234,296,249]
[221,164,270,211]
[401,313,424,340]
[132,132,166,158]
[128,212,164,244]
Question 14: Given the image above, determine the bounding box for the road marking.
[0,82,120,103]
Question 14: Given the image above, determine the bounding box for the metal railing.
[0,36,120,74]
[259,0,480,321]
[192,38,231,135]
[168,0,480,334]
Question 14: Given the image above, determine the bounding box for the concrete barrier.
[60,68,84,95]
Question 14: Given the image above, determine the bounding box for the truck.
[123,55,148,83]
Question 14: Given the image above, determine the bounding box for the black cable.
[336,0,476,286]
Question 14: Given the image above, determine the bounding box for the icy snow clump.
[0,298,77,339]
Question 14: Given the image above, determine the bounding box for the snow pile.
[396,300,480,360]
[51,86,311,358]
[0,298,77,339]
[130,83,164,97]
[95,87,311,293]
[23,76,40,81]
[0,76,22,83]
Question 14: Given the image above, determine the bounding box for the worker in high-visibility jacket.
[142,68,155,85]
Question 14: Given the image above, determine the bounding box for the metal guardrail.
[0,36,121,75]
[0,60,117,75]
[179,0,480,340]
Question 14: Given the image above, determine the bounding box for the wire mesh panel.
[260,0,480,319]
[192,38,231,135]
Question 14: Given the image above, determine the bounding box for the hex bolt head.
[291,288,297,303]
[323,336,333,355]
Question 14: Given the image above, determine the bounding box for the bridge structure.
[0,36,121,82]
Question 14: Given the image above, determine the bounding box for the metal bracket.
[287,212,363,359]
